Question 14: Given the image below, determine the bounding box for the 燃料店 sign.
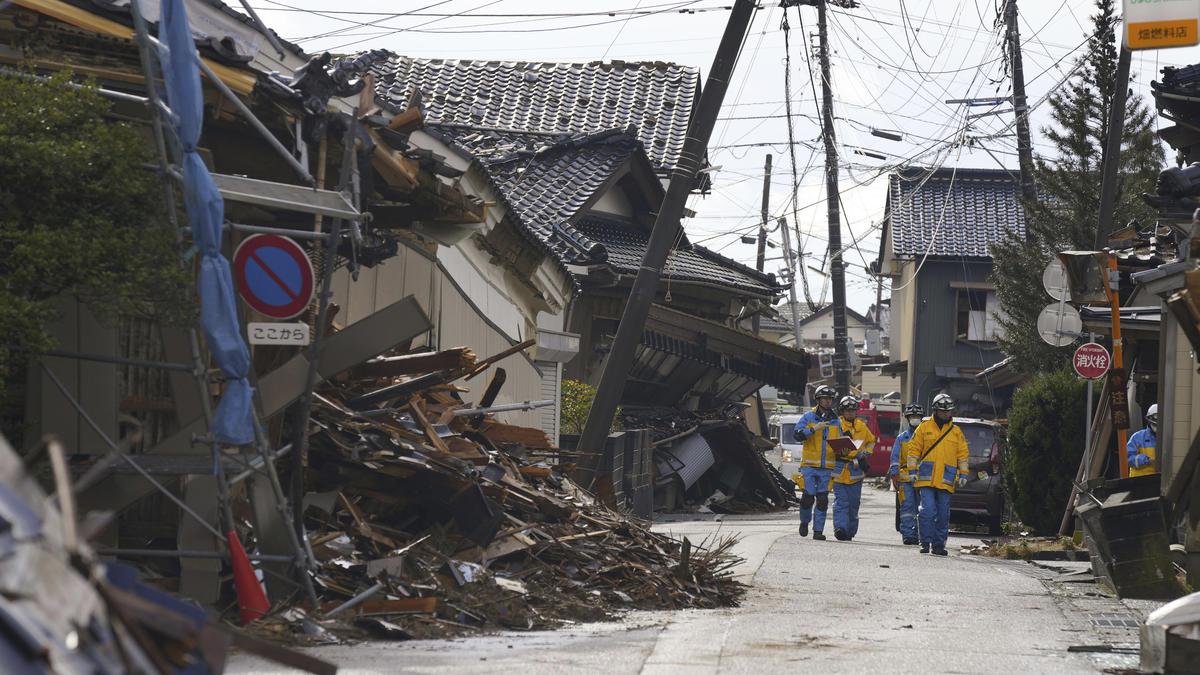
[1125,0,1200,50]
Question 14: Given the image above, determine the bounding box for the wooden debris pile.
[290,346,746,639]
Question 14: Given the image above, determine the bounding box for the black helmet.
[903,403,924,417]
[814,385,837,400]
[931,393,955,411]
[838,395,859,412]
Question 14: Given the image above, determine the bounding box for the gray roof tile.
[352,53,698,173]
[575,216,780,297]
[887,167,1026,259]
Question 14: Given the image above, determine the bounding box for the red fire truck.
[855,398,900,476]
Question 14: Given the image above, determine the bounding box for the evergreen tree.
[991,0,1163,373]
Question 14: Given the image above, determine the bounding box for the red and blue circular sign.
[232,234,315,320]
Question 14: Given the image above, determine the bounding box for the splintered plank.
[478,420,553,449]
[352,348,476,379]
[319,597,439,616]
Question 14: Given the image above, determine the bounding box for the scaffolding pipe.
[227,222,334,241]
[41,349,193,372]
[40,362,225,541]
[96,548,295,562]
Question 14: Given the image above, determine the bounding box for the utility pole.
[753,154,773,334]
[1096,45,1132,247]
[577,0,757,459]
[752,154,773,435]
[1005,0,1038,207]
[778,216,806,349]
[815,0,853,392]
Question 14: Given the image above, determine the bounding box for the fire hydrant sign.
[1124,0,1200,50]
[232,234,315,320]
[1073,342,1111,380]
[247,322,310,346]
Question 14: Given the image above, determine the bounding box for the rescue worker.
[1127,403,1159,477]
[905,393,969,556]
[792,385,841,540]
[888,403,925,546]
[832,395,876,541]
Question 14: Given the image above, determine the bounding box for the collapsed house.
[0,0,774,638]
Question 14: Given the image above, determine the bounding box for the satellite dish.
[1042,259,1070,302]
[1037,302,1082,346]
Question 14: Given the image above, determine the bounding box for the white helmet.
[1146,403,1159,421]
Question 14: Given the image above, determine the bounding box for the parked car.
[893,417,1005,535]
[949,418,1006,535]
[767,413,804,484]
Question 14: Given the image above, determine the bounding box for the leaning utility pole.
[753,154,773,335]
[778,216,806,348]
[1096,44,1133,247]
[577,0,757,458]
[1005,0,1038,206]
[815,0,853,392]
[752,154,773,434]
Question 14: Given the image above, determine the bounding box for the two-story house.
[876,167,1023,418]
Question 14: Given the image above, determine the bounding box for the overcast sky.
[240,0,1200,313]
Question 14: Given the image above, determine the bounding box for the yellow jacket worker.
[791,385,842,540]
[831,396,875,541]
[905,393,969,556]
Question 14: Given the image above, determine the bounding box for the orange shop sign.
[1125,0,1200,50]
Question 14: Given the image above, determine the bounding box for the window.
[955,289,1003,343]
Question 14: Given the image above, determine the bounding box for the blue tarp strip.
[158,0,254,445]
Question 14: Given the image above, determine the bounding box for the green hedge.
[1004,369,1089,534]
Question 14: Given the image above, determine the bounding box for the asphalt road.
[227,486,1104,674]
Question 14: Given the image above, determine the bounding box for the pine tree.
[991,0,1163,373]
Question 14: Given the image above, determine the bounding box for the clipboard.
[827,437,862,459]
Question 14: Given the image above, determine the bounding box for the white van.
[766,413,805,480]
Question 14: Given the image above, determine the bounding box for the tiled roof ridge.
[487,127,642,168]
[581,213,780,290]
[352,51,697,73]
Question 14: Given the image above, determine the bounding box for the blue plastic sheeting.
[158,0,254,445]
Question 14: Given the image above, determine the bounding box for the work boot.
[812,531,827,541]
[834,529,850,541]
[903,538,919,546]
[932,547,948,557]
[919,543,929,554]
[798,522,809,537]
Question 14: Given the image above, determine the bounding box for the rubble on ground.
[621,407,798,514]
[263,348,746,640]
[0,435,335,674]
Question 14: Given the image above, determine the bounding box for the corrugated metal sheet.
[659,433,715,490]
[536,360,560,445]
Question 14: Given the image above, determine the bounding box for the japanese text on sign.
[1124,0,1200,50]
[1075,351,1108,371]
[247,322,310,346]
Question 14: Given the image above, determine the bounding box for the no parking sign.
[232,234,315,320]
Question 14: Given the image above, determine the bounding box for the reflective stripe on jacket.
[905,419,969,493]
[890,429,915,482]
[1126,427,1157,477]
[792,407,842,469]
[833,417,876,485]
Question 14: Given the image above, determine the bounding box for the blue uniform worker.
[1127,403,1159,477]
[888,403,925,546]
[832,396,875,541]
[792,385,842,541]
[906,393,969,556]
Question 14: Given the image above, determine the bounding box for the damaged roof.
[350,52,699,174]
[886,167,1026,259]
[576,215,781,297]
[428,124,780,298]
[428,124,638,265]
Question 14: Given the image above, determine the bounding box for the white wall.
[329,241,545,427]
